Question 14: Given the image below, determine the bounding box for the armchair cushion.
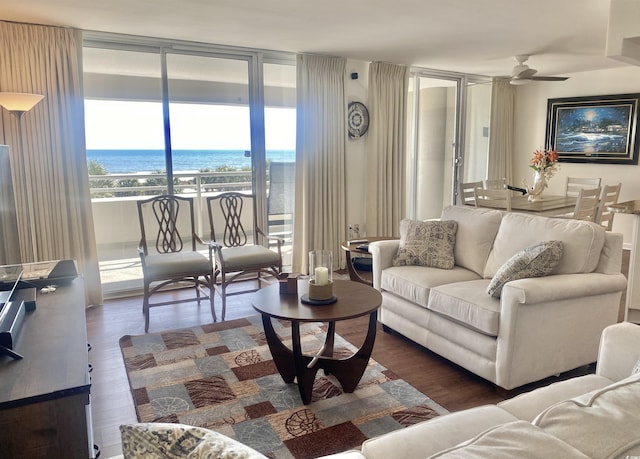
[219,245,281,271]
[486,240,563,298]
[393,219,458,269]
[143,252,211,279]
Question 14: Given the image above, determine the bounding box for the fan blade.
[530,76,569,81]
[516,68,538,79]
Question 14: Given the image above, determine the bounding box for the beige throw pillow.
[120,423,268,459]
[487,240,563,298]
[392,219,457,269]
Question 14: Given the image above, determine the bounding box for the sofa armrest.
[501,273,627,304]
[596,322,640,382]
[369,240,400,290]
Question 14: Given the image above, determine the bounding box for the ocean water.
[87,149,295,174]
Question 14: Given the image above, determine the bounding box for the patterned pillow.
[487,240,563,298]
[392,219,458,269]
[120,423,268,459]
[633,359,640,376]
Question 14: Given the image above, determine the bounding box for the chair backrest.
[573,187,602,222]
[473,187,512,211]
[207,192,259,248]
[565,177,602,198]
[483,178,506,190]
[596,183,622,230]
[137,195,196,255]
[458,180,483,205]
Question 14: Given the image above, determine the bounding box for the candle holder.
[302,250,337,304]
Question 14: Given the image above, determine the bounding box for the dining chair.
[137,195,215,332]
[596,183,622,230]
[206,192,284,321]
[458,180,483,206]
[473,187,512,211]
[571,187,602,222]
[483,178,507,190]
[565,177,602,198]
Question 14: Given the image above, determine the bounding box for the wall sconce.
[0,92,45,262]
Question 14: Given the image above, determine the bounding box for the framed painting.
[545,93,640,164]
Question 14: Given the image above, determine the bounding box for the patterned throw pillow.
[633,359,640,376]
[120,423,268,459]
[392,219,458,269]
[487,240,563,298]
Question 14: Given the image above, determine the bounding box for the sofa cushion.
[440,206,503,276]
[486,240,563,297]
[120,423,267,459]
[381,265,481,307]
[533,374,640,459]
[483,213,605,278]
[426,421,590,459]
[393,219,458,269]
[429,279,501,336]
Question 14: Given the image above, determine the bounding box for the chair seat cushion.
[144,251,211,280]
[220,245,281,271]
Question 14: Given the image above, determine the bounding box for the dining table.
[467,194,577,216]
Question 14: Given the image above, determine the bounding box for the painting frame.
[545,93,640,165]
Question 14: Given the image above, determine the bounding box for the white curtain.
[365,62,409,237]
[487,78,515,184]
[292,54,347,273]
[0,21,103,306]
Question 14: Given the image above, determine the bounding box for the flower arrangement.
[530,148,559,177]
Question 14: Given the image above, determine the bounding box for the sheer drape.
[365,62,409,237]
[0,21,102,306]
[292,54,347,272]
[487,78,515,183]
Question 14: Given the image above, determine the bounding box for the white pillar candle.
[314,267,329,286]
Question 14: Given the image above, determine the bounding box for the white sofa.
[369,205,627,391]
[111,322,640,459]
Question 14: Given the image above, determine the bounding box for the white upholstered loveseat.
[368,205,627,391]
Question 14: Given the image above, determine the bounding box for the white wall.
[344,60,369,237]
[513,64,640,246]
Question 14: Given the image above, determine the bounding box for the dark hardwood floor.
[87,251,629,457]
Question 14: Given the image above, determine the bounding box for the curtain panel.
[487,78,515,184]
[365,62,409,238]
[292,54,347,273]
[0,21,102,306]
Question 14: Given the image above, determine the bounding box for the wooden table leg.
[261,311,379,405]
[260,314,296,383]
[317,310,378,393]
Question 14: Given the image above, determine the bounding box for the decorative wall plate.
[348,101,369,139]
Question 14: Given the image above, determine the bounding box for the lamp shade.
[0,92,44,113]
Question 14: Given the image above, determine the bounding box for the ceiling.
[0,0,635,78]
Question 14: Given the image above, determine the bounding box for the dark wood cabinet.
[0,278,91,458]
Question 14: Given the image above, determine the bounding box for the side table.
[341,237,397,285]
[252,279,382,404]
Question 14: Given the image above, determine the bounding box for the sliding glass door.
[83,37,295,295]
[406,72,491,219]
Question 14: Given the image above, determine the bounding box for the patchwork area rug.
[119,315,448,459]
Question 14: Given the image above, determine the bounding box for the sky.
[84,100,296,150]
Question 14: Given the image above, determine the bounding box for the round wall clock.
[347,101,369,139]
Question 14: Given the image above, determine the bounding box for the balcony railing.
[89,170,292,297]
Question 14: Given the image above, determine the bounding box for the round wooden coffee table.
[252,279,382,404]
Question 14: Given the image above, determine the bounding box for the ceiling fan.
[509,55,569,85]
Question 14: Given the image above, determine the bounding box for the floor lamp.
[0,92,45,263]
